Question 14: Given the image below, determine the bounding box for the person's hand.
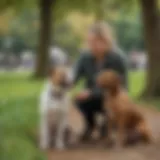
[76,90,91,101]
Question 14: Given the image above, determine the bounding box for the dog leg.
[40,116,50,150]
[105,115,113,145]
[116,118,126,148]
[137,121,152,143]
[55,112,67,149]
[55,127,65,149]
[104,109,115,147]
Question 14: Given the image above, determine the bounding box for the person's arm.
[73,54,86,84]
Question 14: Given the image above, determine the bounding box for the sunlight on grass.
[129,71,146,98]
[0,73,45,160]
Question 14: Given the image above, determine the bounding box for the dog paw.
[55,142,65,150]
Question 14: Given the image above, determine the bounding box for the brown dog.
[97,70,152,147]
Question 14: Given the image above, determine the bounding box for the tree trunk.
[140,0,160,98]
[34,0,54,78]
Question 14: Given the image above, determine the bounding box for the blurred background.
[0,0,159,160]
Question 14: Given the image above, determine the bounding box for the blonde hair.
[89,22,116,50]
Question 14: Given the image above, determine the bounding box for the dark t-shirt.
[74,50,128,98]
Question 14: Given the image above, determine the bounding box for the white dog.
[39,67,71,150]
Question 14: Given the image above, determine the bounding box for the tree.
[0,0,56,77]
[34,0,107,77]
[1,0,104,78]
[34,0,55,77]
[108,0,160,98]
[140,0,160,98]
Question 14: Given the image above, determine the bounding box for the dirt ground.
[47,106,160,160]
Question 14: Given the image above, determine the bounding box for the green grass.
[129,71,146,98]
[0,71,159,160]
[0,73,45,160]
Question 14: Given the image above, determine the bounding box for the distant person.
[73,22,128,140]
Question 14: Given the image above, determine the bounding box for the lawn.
[0,71,158,160]
[0,73,44,160]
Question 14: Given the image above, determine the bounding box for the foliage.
[0,9,38,54]
[53,21,82,58]
[112,13,145,52]
[0,9,81,56]
[0,0,146,57]
[0,0,37,11]
[0,7,145,56]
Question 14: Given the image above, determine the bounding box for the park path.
[47,105,160,160]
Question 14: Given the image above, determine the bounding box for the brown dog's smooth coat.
[97,70,152,147]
